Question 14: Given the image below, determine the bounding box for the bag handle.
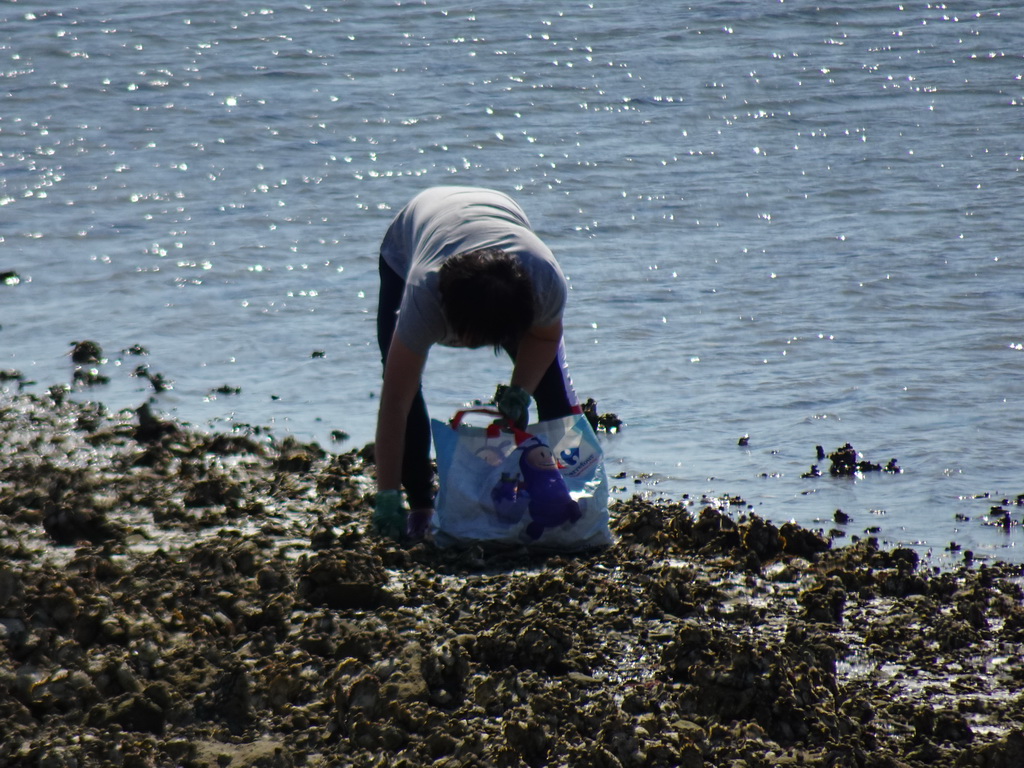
[448,407,534,444]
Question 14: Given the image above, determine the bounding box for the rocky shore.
[2,391,1024,768]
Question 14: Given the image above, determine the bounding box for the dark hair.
[438,248,535,349]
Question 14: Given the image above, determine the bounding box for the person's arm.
[375,336,428,493]
[510,319,562,395]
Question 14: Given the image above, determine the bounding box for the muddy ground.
[2,390,1024,768]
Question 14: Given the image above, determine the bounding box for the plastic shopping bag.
[430,408,612,550]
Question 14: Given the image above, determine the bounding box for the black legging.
[377,257,577,508]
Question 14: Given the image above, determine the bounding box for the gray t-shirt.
[380,186,568,354]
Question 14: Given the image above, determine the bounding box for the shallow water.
[2,1,1023,564]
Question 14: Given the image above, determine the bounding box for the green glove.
[372,490,406,539]
[495,384,531,430]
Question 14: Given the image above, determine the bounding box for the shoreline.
[2,391,1024,767]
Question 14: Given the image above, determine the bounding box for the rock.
[296,551,389,609]
[106,693,166,735]
[70,340,103,364]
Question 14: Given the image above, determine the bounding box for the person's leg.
[377,257,434,509]
[504,338,582,422]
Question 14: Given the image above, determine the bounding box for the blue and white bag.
[430,408,612,550]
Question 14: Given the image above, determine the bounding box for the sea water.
[2,1,1022,565]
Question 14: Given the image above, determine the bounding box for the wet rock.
[647,566,699,617]
[133,365,172,393]
[693,507,740,551]
[803,443,902,480]
[42,505,123,546]
[0,565,22,606]
[342,673,383,717]
[799,577,847,624]
[183,475,243,509]
[274,437,325,473]
[70,340,103,364]
[740,513,783,560]
[107,693,166,735]
[477,614,574,673]
[933,617,982,652]
[72,367,109,386]
[779,521,830,557]
[133,402,179,443]
[955,729,1024,767]
[296,550,389,609]
[583,398,623,433]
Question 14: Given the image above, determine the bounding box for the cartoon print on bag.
[491,470,528,524]
[517,437,582,539]
[475,444,507,467]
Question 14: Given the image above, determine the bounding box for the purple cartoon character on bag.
[517,436,582,539]
[479,442,528,524]
[490,470,527,524]
[486,435,582,536]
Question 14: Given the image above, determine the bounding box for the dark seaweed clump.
[803,443,901,478]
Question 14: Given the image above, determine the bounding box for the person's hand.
[495,384,531,430]
[372,490,406,539]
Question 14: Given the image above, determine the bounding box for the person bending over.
[374,186,581,539]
